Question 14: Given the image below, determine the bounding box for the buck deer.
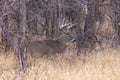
[26,18,76,58]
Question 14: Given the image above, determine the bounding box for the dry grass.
[0,48,120,80]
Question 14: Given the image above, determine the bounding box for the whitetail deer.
[26,18,76,58]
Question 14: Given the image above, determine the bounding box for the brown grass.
[0,48,120,80]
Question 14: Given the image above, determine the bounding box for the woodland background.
[0,0,120,70]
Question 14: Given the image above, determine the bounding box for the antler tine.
[67,23,76,29]
[59,18,62,29]
[62,18,65,26]
[59,18,65,29]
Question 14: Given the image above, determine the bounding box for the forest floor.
[0,47,120,80]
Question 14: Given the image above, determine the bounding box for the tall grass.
[0,48,120,80]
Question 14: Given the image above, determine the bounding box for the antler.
[59,18,76,30]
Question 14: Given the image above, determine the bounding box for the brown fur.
[26,37,72,58]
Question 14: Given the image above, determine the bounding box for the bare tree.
[0,0,120,70]
[17,0,27,70]
[110,0,120,45]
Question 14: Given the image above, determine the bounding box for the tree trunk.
[17,0,27,70]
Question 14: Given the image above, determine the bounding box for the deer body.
[26,39,67,57]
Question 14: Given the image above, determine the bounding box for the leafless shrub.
[0,0,120,70]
